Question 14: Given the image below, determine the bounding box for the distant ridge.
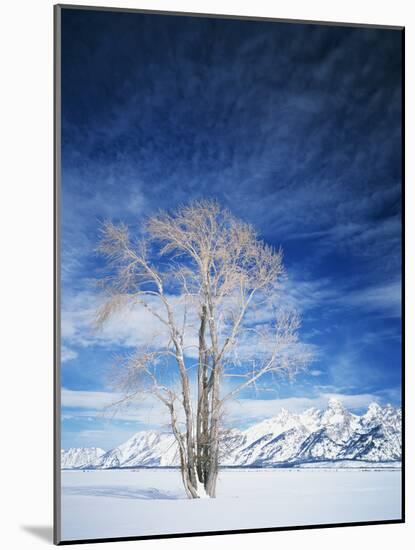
[61,447,105,469]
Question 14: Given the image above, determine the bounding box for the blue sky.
[60,8,402,450]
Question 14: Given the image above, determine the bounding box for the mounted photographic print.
[54,4,404,545]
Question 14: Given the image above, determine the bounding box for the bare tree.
[96,199,311,498]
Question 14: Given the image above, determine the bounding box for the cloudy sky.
[60,8,402,450]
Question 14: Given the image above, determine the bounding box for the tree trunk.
[168,401,200,499]
[196,305,210,487]
[171,337,199,496]
[202,278,222,498]
[204,356,222,498]
[181,458,200,499]
[205,432,219,497]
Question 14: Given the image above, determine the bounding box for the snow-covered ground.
[61,467,402,541]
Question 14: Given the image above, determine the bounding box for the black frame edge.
[55,3,404,31]
[53,4,62,546]
[400,26,405,524]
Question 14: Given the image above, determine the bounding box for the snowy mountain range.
[61,399,402,469]
[61,446,106,469]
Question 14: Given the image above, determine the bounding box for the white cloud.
[309,369,323,377]
[61,286,314,362]
[342,280,401,318]
[282,271,402,319]
[61,388,171,427]
[61,290,200,356]
[62,387,381,432]
[61,179,147,286]
[78,429,107,439]
[62,388,120,409]
[61,346,78,362]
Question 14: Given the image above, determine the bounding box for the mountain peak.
[61,447,105,469]
[277,408,292,421]
[363,402,384,423]
[327,397,345,410]
[367,402,382,414]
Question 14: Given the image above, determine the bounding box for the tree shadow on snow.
[63,486,182,500]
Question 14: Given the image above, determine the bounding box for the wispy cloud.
[342,280,401,318]
[282,270,402,320]
[61,386,397,440]
[61,346,78,363]
[61,388,171,427]
[62,388,119,409]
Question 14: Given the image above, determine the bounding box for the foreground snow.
[61,467,401,541]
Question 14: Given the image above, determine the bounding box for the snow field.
[61,467,402,541]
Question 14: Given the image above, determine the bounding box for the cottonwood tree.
[96,200,310,498]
